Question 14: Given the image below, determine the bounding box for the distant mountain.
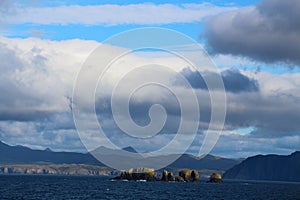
[0,141,102,165]
[91,145,240,171]
[0,141,240,174]
[168,154,241,171]
[122,146,138,153]
[223,151,300,182]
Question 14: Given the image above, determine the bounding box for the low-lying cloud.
[2,3,236,26]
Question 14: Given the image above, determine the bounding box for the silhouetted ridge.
[0,141,240,173]
[223,151,300,182]
[0,141,102,165]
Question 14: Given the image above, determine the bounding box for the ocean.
[0,175,299,199]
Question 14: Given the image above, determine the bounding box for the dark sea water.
[0,175,300,200]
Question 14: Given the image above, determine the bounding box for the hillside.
[223,151,300,182]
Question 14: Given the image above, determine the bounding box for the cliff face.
[223,151,300,182]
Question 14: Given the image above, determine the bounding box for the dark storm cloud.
[179,67,259,93]
[93,67,297,139]
[95,93,182,134]
[221,69,259,93]
[179,67,300,137]
[0,110,51,122]
[178,67,207,89]
[225,90,300,137]
[205,0,300,66]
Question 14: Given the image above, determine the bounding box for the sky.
[0,0,299,159]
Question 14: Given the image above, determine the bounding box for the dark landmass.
[168,154,240,171]
[223,151,300,182]
[0,141,239,177]
[0,141,102,165]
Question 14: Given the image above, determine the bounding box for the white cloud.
[0,37,99,120]
[2,3,237,25]
[0,37,300,156]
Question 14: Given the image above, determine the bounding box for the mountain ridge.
[0,141,240,174]
[0,141,102,165]
[223,151,300,182]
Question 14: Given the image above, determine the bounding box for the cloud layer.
[0,37,299,156]
[2,3,236,25]
[205,0,300,66]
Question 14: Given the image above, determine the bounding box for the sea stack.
[113,167,155,181]
[209,172,223,183]
[161,170,174,181]
[178,169,199,182]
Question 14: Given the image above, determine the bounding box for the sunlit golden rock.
[209,172,223,183]
[178,169,199,182]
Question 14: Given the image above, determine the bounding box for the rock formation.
[113,168,200,182]
[208,172,223,183]
[161,170,174,181]
[178,169,199,182]
[113,167,155,181]
[175,175,185,182]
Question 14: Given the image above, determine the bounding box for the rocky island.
[208,172,223,183]
[113,168,155,181]
[113,167,221,183]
